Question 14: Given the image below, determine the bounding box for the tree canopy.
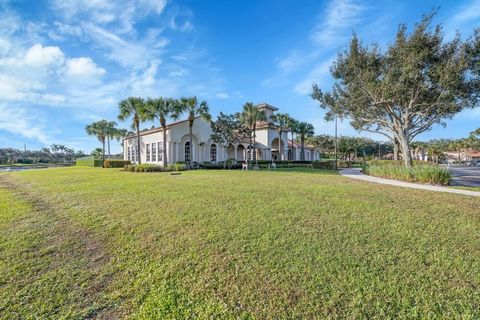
[311,14,479,167]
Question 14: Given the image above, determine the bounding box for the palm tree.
[239,103,266,165]
[270,113,290,161]
[287,117,298,161]
[145,97,179,167]
[118,97,147,164]
[297,122,315,161]
[177,96,211,168]
[85,120,109,167]
[105,121,118,160]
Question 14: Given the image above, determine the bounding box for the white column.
[234,146,238,160]
[176,142,179,162]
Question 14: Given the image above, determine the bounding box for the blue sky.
[0,0,479,153]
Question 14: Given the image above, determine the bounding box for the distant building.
[471,152,480,160]
[122,103,320,164]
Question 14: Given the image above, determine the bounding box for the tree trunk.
[301,135,305,161]
[102,138,105,168]
[248,129,252,165]
[253,124,257,165]
[136,120,141,164]
[393,138,399,161]
[161,119,167,168]
[397,132,412,167]
[107,136,111,160]
[189,119,193,169]
[223,146,227,169]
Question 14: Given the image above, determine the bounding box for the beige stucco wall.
[123,117,321,164]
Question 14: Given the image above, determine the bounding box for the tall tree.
[85,120,109,166]
[306,134,334,158]
[177,96,211,168]
[239,103,266,165]
[296,122,315,161]
[210,112,249,168]
[270,113,290,161]
[118,97,146,164]
[145,97,180,167]
[311,15,477,167]
[104,121,118,160]
[287,117,298,161]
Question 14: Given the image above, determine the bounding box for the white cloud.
[0,42,107,106]
[294,57,334,95]
[0,1,224,149]
[276,51,302,72]
[452,0,480,22]
[51,0,168,34]
[65,57,106,78]
[24,44,65,67]
[0,104,51,144]
[311,0,365,44]
[81,23,154,68]
[216,92,229,99]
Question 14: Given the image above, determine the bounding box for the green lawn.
[1,167,479,319]
[450,186,480,192]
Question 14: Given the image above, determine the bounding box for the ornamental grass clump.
[363,162,451,185]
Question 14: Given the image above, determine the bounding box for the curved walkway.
[339,168,480,197]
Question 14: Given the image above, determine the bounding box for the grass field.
[450,186,480,192]
[1,167,480,319]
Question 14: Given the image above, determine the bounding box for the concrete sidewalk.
[339,168,480,197]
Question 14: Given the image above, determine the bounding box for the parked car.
[469,160,480,166]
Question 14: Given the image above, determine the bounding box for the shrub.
[257,163,312,169]
[124,163,187,172]
[200,162,241,170]
[363,163,451,185]
[253,160,312,165]
[167,163,187,171]
[366,160,432,167]
[76,156,103,167]
[104,160,131,168]
[312,160,359,170]
[124,164,163,172]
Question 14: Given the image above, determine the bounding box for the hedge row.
[312,160,361,170]
[250,160,313,165]
[104,160,131,168]
[124,163,186,172]
[200,162,243,170]
[76,156,102,167]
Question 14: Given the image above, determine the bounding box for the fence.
[76,156,103,167]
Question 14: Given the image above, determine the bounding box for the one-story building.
[123,103,320,164]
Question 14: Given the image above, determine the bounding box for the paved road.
[447,165,480,187]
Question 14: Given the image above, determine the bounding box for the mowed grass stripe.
[1,167,479,319]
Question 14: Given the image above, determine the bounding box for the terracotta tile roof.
[256,103,278,111]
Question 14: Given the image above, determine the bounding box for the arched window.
[210,144,217,162]
[185,141,191,162]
